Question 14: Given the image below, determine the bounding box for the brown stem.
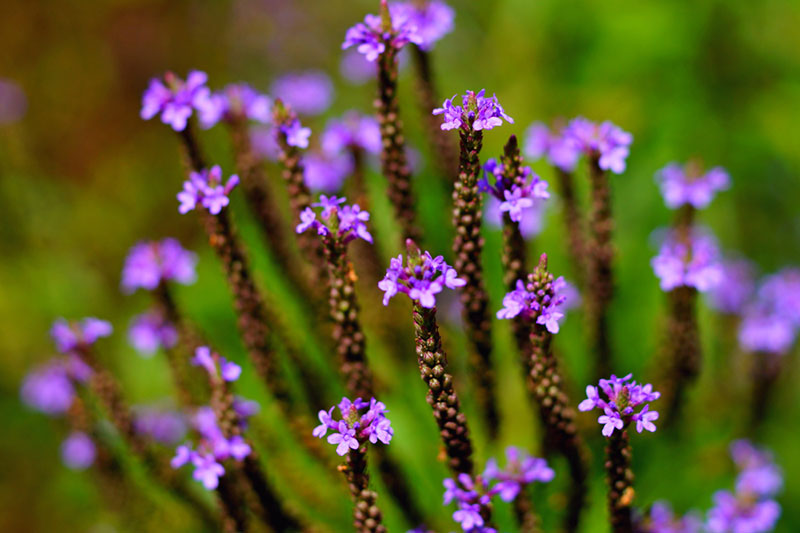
[345,444,387,533]
[605,429,634,533]
[556,168,587,288]
[662,286,701,427]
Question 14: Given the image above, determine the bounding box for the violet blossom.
[127,311,178,356]
[496,274,571,334]
[342,2,424,62]
[479,157,550,223]
[51,317,113,355]
[270,71,333,116]
[304,152,353,193]
[708,257,756,315]
[578,373,661,437]
[523,121,582,172]
[140,70,213,131]
[482,446,554,502]
[656,162,730,210]
[177,165,240,215]
[61,431,96,470]
[378,246,466,308]
[392,0,455,51]
[312,397,394,455]
[198,83,271,128]
[737,268,800,354]
[121,237,197,293]
[20,359,77,416]
[296,195,373,244]
[433,89,513,132]
[637,501,703,533]
[651,228,723,292]
[564,117,633,174]
[321,112,382,157]
[191,346,242,383]
[484,195,547,239]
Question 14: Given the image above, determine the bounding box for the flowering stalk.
[496,255,587,532]
[606,429,635,533]
[435,89,514,438]
[557,168,587,286]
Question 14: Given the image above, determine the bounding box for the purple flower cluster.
[51,317,113,355]
[479,158,550,223]
[303,152,353,193]
[656,162,730,210]
[433,89,514,132]
[128,311,178,356]
[708,258,756,315]
[342,3,424,62]
[738,268,800,354]
[191,346,242,383]
[706,440,782,533]
[177,165,240,215]
[651,228,723,292]
[270,71,333,116]
[61,431,97,471]
[134,406,188,445]
[278,115,312,149]
[443,447,553,532]
[496,275,569,334]
[578,374,660,437]
[484,195,547,239]
[392,0,455,51]
[20,358,85,416]
[378,248,465,308]
[198,83,271,128]
[564,117,633,174]
[312,397,393,456]
[171,406,252,490]
[638,501,703,533]
[121,238,197,293]
[524,121,581,172]
[140,71,212,131]
[321,111,382,157]
[296,195,373,245]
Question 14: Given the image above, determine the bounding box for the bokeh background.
[2,0,799,531]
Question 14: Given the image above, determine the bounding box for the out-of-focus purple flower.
[61,431,96,470]
[270,71,333,116]
[312,396,393,455]
[342,3,424,62]
[433,89,513,132]
[250,125,280,161]
[651,228,723,292]
[496,275,572,334]
[121,237,197,293]
[140,70,212,131]
[730,440,783,498]
[523,121,581,172]
[392,0,455,51]
[304,152,354,193]
[191,453,226,490]
[128,311,178,356]
[198,83,271,128]
[0,78,27,124]
[756,268,800,327]
[379,247,465,308]
[296,195,373,244]
[706,490,780,533]
[480,157,549,224]
[191,346,242,382]
[20,360,76,416]
[277,116,312,149]
[483,447,554,502]
[322,112,382,156]
[485,196,546,239]
[51,318,112,354]
[340,48,377,84]
[177,165,239,215]
[441,473,498,533]
[134,406,188,445]
[708,258,756,315]
[578,374,660,436]
[564,117,633,174]
[638,501,703,533]
[738,310,796,354]
[656,162,730,210]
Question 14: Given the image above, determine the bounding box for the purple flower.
[578,374,660,436]
[523,121,581,172]
[564,117,633,174]
[51,317,112,354]
[304,152,353,193]
[121,238,197,293]
[311,396,394,455]
[433,89,513,132]
[128,311,178,356]
[737,311,796,355]
[484,196,547,239]
[198,83,271,128]
[177,165,239,215]
[270,71,333,116]
[140,70,212,131]
[496,274,571,334]
[322,112,382,156]
[480,157,550,224]
[134,406,188,445]
[296,196,373,245]
[453,504,484,531]
[640,501,703,533]
[280,117,312,149]
[756,268,800,327]
[706,490,780,533]
[342,3,424,62]
[483,447,554,502]
[651,228,723,292]
[379,248,465,308]
[20,360,76,416]
[392,1,455,51]
[730,440,783,498]
[250,125,281,161]
[327,421,360,456]
[61,431,96,470]
[656,162,730,210]
[708,258,756,315]
[191,346,241,382]
[191,453,226,490]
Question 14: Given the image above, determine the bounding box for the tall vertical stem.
[605,430,634,533]
[345,444,387,533]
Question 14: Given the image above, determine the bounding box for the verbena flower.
[133,406,188,445]
[342,2,423,62]
[706,491,780,533]
[191,346,242,382]
[730,440,783,498]
[496,273,570,334]
[198,83,271,128]
[737,269,800,354]
[433,89,513,132]
[637,501,703,533]
[279,116,312,149]
[321,111,382,157]
[303,152,353,193]
[20,359,78,416]
[523,121,581,172]
[655,162,730,210]
[479,157,549,223]
[564,117,633,174]
[482,446,554,502]
[121,238,197,293]
[708,258,756,315]
[755,268,800,327]
[270,71,333,116]
[127,311,178,356]
[177,165,240,215]
[51,317,113,354]
[140,70,212,131]
[578,374,660,436]
[442,473,493,533]
[484,195,547,239]
[378,246,465,308]
[392,0,455,51]
[312,397,394,455]
[296,195,373,244]
[250,125,281,161]
[61,431,96,470]
[651,228,723,292]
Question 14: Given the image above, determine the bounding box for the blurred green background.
[1,0,799,531]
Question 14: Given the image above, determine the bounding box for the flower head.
[191,346,242,383]
[272,100,312,149]
[121,238,197,293]
[379,242,465,308]
[177,165,239,215]
[61,431,96,470]
[20,359,77,416]
[578,373,660,436]
[51,317,112,355]
[342,2,423,62]
[480,157,549,223]
[523,121,582,172]
[482,447,554,502]
[321,112,382,156]
[140,70,213,131]
[270,71,333,116]
[730,440,783,499]
[391,1,455,51]
[651,228,723,292]
[198,83,271,128]
[636,501,703,533]
[304,152,353,193]
[737,268,800,354]
[433,89,513,132]
[296,195,372,245]
[708,258,756,315]
[311,397,393,455]
[128,311,178,356]
[656,162,730,210]
[564,117,633,174]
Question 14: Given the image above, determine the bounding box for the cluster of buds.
[296,195,373,245]
[433,89,513,132]
[579,373,660,436]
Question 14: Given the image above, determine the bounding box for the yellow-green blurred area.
[2,0,800,531]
